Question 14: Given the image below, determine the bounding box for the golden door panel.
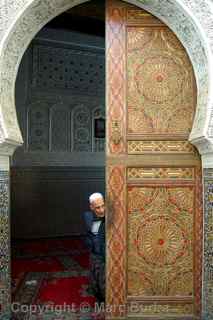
[127,185,194,297]
[127,27,196,138]
[126,302,194,317]
[128,140,196,154]
[127,167,195,180]
[106,1,203,319]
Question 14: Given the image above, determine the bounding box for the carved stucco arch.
[0,0,213,167]
[0,1,212,319]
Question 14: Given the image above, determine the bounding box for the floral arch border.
[0,0,213,318]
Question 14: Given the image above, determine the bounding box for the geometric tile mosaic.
[203,169,213,320]
[0,171,10,318]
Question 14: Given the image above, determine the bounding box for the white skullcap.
[89,192,103,204]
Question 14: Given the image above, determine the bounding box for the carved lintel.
[190,135,213,168]
[0,138,22,156]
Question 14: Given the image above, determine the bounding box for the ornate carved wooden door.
[106,1,203,319]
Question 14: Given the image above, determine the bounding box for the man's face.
[90,197,105,217]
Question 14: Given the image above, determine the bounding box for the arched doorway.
[0,0,212,319]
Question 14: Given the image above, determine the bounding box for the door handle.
[112,120,122,145]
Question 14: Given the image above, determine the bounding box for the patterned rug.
[11,237,105,320]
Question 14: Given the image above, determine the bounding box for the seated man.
[83,192,105,302]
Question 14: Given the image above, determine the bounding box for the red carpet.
[72,252,90,269]
[12,257,65,276]
[36,277,96,307]
[11,237,105,319]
